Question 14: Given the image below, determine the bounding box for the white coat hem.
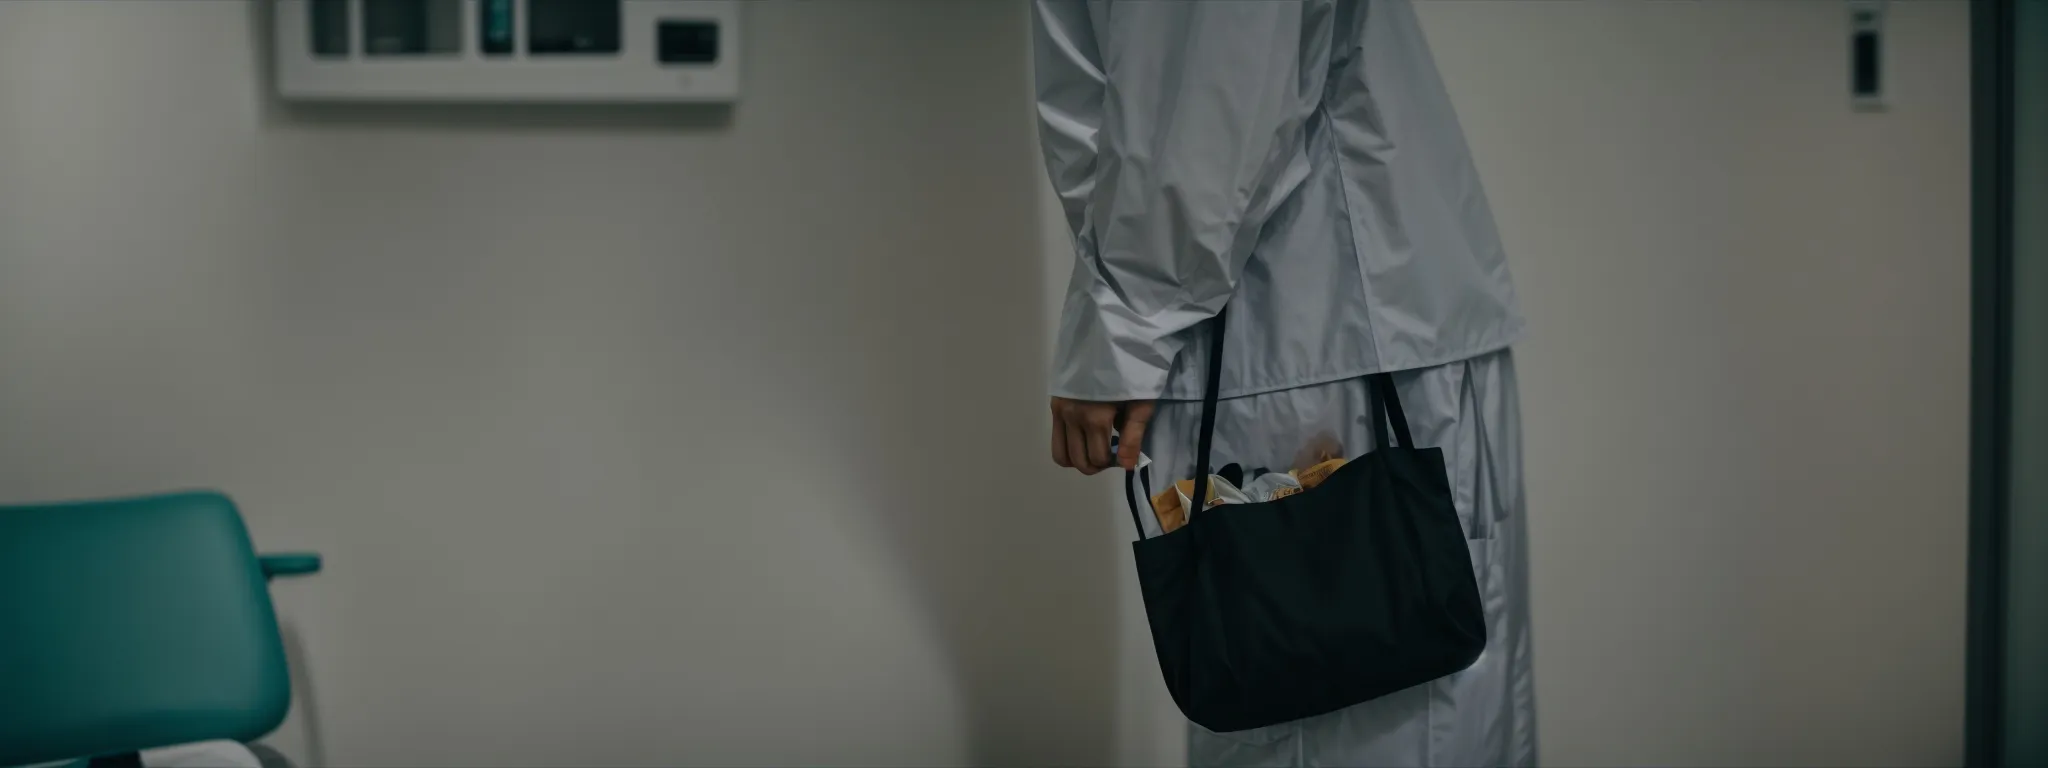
[1162,326,1522,404]
[1050,325,1524,404]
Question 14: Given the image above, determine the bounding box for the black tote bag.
[1124,311,1486,734]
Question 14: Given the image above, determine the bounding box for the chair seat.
[0,492,294,767]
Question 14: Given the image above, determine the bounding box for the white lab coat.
[1033,1,1535,765]
[1035,0,1523,403]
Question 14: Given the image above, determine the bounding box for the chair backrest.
[0,491,291,767]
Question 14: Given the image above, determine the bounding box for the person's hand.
[1050,397,1156,475]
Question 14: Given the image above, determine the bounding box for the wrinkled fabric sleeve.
[1032,0,1105,247]
[1036,0,1313,402]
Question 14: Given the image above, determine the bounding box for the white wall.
[1074,2,1973,766]
[1436,2,1971,764]
[1429,3,1970,764]
[2,1,1971,766]
[0,2,1123,766]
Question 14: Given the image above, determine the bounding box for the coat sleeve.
[1031,0,1105,247]
[1036,0,1317,402]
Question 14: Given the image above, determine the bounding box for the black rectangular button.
[658,20,719,64]
[480,0,514,55]
[528,0,620,55]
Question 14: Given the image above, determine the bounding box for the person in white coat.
[1034,1,1536,765]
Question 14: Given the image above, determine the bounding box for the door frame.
[1967,0,2017,764]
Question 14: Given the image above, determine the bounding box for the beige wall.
[1,2,1119,766]
[1431,2,1969,763]
[2,1,1970,766]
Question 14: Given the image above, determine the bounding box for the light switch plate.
[1850,0,1886,111]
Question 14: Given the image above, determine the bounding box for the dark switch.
[309,0,349,57]
[363,0,431,54]
[529,0,621,55]
[658,20,719,64]
[1852,30,1880,97]
[480,0,514,55]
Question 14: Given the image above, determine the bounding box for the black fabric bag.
[1124,311,1486,734]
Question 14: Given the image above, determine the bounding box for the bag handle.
[1368,369,1414,450]
[1187,310,1231,535]
[1125,310,1416,540]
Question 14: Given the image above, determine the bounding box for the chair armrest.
[258,552,323,580]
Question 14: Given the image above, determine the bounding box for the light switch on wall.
[1851,0,1887,111]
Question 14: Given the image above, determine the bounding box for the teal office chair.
[0,491,321,768]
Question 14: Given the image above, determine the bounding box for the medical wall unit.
[275,0,739,102]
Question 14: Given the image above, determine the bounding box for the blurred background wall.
[0,1,1969,765]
